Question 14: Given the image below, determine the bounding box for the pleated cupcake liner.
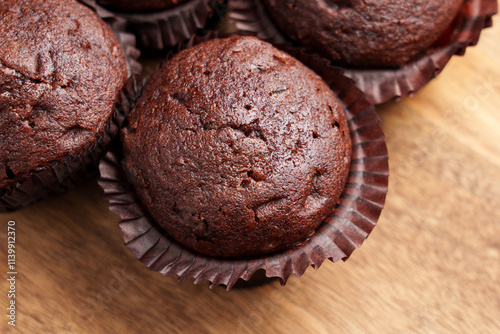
[98,32,389,289]
[80,0,224,50]
[0,5,143,212]
[227,0,498,105]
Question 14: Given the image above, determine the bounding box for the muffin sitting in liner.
[0,0,129,210]
[121,35,352,258]
[228,0,498,105]
[261,0,463,68]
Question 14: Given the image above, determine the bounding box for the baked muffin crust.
[122,36,351,258]
[263,0,463,68]
[0,0,128,190]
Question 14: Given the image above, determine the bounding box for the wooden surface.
[1,16,500,334]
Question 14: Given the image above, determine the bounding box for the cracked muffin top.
[97,0,190,12]
[121,36,351,258]
[262,0,463,68]
[0,0,128,190]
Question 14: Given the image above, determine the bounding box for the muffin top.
[0,0,128,190]
[97,0,190,12]
[122,36,351,258]
[262,0,463,68]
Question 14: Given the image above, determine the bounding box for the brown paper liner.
[228,0,498,105]
[80,0,223,50]
[98,34,389,289]
[0,5,143,212]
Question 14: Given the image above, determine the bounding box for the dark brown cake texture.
[0,0,128,193]
[262,0,463,68]
[97,0,190,12]
[121,35,352,258]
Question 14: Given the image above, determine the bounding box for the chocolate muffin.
[0,0,128,194]
[97,0,190,12]
[121,35,351,258]
[262,0,463,68]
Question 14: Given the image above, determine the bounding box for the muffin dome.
[262,0,463,68]
[121,36,351,258]
[0,0,128,191]
[97,0,190,12]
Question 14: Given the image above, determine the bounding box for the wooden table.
[1,16,499,334]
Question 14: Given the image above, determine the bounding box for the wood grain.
[1,16,500,334]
